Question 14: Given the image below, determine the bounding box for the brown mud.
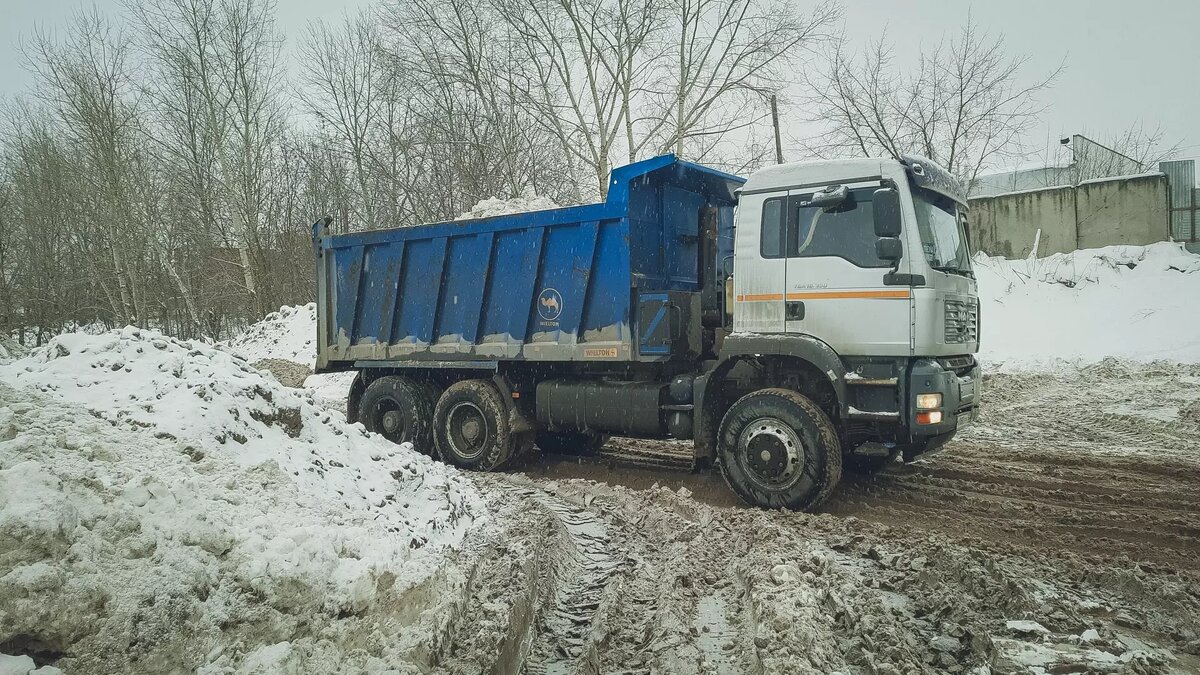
[426,362,1200,674]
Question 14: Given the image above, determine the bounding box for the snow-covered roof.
[1077,171,1165,187]
[971,184,1075,200]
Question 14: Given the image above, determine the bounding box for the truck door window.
[761,187,889,268]
[760,197,786,257]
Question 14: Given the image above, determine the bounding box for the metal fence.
[1159,159,1199,252]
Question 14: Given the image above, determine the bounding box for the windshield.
[912,188,972,275]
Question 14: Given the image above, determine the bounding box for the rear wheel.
[717,388,842,511]
[359,376,435,455]
[535,430,609,456]
[433,379,517,471]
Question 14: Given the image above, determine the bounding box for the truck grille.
[944,298,978,344]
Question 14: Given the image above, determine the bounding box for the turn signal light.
[917,411,943,425]
[916,393,942,410]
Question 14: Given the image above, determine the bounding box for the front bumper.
[906,357,981,442]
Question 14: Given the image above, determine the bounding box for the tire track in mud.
[468,480,624,667]
[471,477,764,674]
[493,482,622,674]
[439,364,1200,673]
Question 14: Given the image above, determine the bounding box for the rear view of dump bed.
[313,154,742,372]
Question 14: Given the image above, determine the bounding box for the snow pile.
[222,303,356,410]
[976,242,1200,370]
[456,187,560,221]
[0,328,486,672]
[223,303,317,367]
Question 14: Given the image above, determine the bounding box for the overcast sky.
[3,0,1197,172]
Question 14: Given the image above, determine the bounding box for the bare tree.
[804,18,1060,183]
[26,10,145,325]
[298,10,385,229]
[383,0,584,208]
[656,0,839,162]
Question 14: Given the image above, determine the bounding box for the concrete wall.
[967,173,1170,258]
[1076,174,1171,249]
[969,186,1077,258]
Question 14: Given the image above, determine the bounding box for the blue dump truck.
[313,153,981,510]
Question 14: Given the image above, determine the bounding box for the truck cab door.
[733,193,787,334]
[780,183,913,357]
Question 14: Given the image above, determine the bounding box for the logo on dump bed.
[537,288,563,321]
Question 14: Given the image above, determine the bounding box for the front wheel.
[717,388,842,511]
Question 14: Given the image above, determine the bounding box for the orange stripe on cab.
[786,290,911,300]
[736,293,785,302]
[736,290,911,302]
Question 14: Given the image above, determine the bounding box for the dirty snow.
[455,188,560,221]
[976,242,1200,370]
[0,328,486,672]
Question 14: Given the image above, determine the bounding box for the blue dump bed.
[313,154,744,371]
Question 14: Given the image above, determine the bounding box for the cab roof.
[740,158,892,195]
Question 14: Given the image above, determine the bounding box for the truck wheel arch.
[694,334,848,460]
[346,371,370,424]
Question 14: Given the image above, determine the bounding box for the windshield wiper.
[931,264,974,279]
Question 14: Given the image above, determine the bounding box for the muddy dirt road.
[419,361,1200,674]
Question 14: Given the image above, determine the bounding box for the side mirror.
[808,184,848,209]
[872,188,902,238]
[876,237,903,262]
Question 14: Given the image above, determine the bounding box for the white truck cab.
[716,154,980,481]
[735,155,978,355]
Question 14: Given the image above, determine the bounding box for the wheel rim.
[373,399,407,442]
[738,417,805,490]
[446,401,489,460]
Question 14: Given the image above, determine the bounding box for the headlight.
[916,393,942,410]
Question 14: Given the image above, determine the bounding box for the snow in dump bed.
[456,187,560,220]
[976,242,1200,370]
[0,328,486,672]
[222,303,318,367]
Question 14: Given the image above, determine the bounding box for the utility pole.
[770,94,783,164]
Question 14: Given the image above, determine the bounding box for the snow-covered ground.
[0,328,486,672]
[4,242,1199,673]
[975,242,1200,370]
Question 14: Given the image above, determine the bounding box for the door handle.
[785,300,805,321]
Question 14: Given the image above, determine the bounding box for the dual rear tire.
[433,379,521,470]
[359,376,435,452]
[358,376,520,471]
